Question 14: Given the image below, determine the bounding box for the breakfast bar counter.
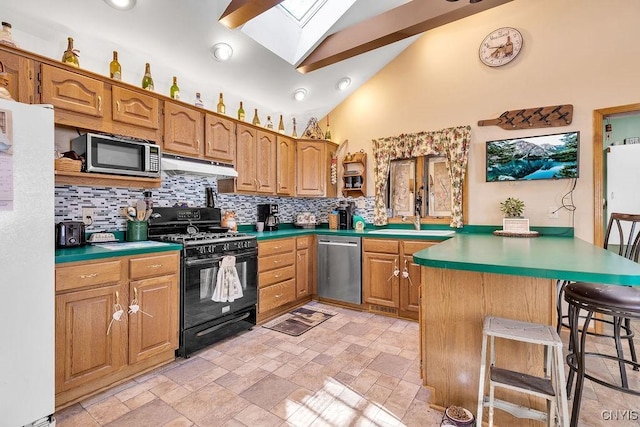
[412,233,640,426]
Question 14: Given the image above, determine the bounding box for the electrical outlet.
[548,207,559,219]
[356,199,366,209]
[82,207,94,225]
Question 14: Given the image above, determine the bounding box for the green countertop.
[55,241,183,264]
[413,233,640,285]
[245,224,454,241]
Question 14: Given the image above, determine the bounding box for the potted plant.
[500,197,525,218]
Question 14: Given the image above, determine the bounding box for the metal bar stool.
[477,316,569,427]
[556,213,640,377]
[564,281,640,427]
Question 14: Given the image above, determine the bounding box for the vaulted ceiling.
[4,0,511,133]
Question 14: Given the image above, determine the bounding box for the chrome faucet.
[413,213,421,230]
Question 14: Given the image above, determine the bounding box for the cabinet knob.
[275,293,283,298]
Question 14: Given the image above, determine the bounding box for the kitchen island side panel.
[420,266,555,427]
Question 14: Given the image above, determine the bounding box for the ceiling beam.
[296,0,513,74]
[219,0,284,29]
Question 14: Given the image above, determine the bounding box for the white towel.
[212,255,244,302]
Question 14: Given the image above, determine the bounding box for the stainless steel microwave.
[71,133,161,178]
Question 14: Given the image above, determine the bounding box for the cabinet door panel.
[236,125,257,191]
[296,247,310,298]
[55,284,124,393]
[41,64,104,117]
[0,50,35,103]
[362,252,399,308]
[163,102,203,156]
[296,141,325,196]
[277,135,295,196]
[129,274,179,364]
[112,86,159,129]
[205,114,235,163]
[256,130,276,194]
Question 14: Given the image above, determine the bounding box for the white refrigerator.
[606,143,640,244]
[0,99,55,426]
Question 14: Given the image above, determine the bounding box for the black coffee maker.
[257,203,279,231]
[337,201,355,230]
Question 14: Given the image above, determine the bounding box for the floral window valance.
[372,125,471,228]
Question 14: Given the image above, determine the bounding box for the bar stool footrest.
[490,366,555,398]
[482,396,549,422]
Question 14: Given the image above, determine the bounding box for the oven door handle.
[184,258,221,267]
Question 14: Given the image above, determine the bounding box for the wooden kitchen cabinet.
[163,101,204,156]
[362,238,435,320]
[296,236,315,298]
[205,113,235,163]
[277,135,296,196]
[258,238,297,322]
[54,251,179,409]
[111,86,160,133]
[0,48,36,103]
[226,124,276,194]
[296,139,337,197]
[41,64,105,119]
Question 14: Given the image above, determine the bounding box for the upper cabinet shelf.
[342,152,366,197]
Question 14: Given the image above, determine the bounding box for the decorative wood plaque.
[478,104,573,130]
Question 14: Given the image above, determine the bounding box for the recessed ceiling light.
[336,77,351,91]
[292,88,307,101]
[211,43,233,61]
[103,0,136,10]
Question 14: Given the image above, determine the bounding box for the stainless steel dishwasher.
[317,235,362,304]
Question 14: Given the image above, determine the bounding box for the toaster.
[56,221,87,248]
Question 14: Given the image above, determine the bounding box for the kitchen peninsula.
[413,232,640,426]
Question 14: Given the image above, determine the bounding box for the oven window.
[183,255,257,330]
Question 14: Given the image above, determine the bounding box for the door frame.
[593,103,640,246]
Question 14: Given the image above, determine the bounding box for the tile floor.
[54,303,640,427]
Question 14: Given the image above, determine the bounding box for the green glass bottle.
[278,115,285,134]
[325,115,332,140]
[170,76,180,100]
[141,63,154,91]
[237,101,245,121]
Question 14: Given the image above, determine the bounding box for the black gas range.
[148,207,258,358]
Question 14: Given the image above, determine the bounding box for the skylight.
[279,0,327,27]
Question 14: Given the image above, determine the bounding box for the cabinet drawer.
[259,279,296,312]
[259,251,295,272]
[363,238,399,254]
[402,240,437,255]
[259,265,295,288]
[56,260,123,292]
[296,236,313,249]
[259,238,295,256]
[129,253,179,280]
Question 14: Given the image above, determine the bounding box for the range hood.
[161,154,237,178]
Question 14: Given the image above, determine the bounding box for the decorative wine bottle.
[61,37,79,68]
[109,51,121,80]
[237,101,245,121]
[141,63,154,91]
[252,108,260,125]
[170,76,180,100]
[325,115,332,140]
[194,92,204,107]
[265,116,273,129]
[292,118,298,137]
[278,115,285,134]
[217,93,225,114]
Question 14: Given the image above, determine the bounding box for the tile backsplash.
[55,174,374,232]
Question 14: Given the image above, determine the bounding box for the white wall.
[328,0,640,241]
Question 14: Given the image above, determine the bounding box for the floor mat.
[262,306,337,336]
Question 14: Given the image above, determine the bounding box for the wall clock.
[479,27,523,67]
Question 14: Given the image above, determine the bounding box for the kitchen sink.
[367,229,455,237]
